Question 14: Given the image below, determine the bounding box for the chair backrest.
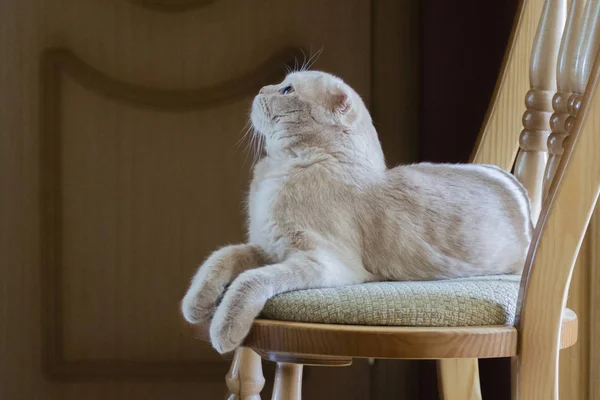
[473,0,600,397]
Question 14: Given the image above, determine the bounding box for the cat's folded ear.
[331,89,352,114]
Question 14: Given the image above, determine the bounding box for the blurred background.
[1,0,595,398]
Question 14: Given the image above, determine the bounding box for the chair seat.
[187,274,578,360]
[261,275,521,327]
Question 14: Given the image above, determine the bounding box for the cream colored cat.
[181,71,532,354]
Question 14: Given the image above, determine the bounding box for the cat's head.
[250,71,385,170]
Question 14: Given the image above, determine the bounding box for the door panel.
[1,0,418,398]
[44,50,275,381]
[3,0,371,398]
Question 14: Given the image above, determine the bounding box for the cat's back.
[385,163,529,215]
[383,162,531,237]
[364,162,532,280]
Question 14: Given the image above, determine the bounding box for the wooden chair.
[188,0,600,397]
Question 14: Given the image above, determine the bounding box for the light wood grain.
[558,308,579,349]
[559,223,590,400]
[437,359,482,400]
[470,1,591,397]
[590,210,600,400]
[225,348,265,400]
[271,363,303,400]
[246,322,519,360]
[515,28,600,398]
[189,309,577,360]
[241,310,578,360]
[573,0,600,95]
[256,351,353,367]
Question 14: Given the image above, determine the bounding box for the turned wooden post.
[437,358,482,400]
[544,0,600,199]
[226,348,265,400]
[271,363,303,400]
[513,0,566,224]
[543,0,585,197]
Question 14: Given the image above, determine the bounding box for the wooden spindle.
[543,0,586,198]
[437,358,482,400]
[545,0,600,198]
[513,0,567,223]
[226,348,265,400]
[271,363,303,400]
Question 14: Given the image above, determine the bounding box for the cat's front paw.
[181,244,268,325]
[180,264,223,324]
[181,285,214,324]
[209,318,239,354]
[209,273,266,353]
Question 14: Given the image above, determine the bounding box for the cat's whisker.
[242,132,255,161]
[243,128,255,151]
[247,134,256,166]
[242,128,255,166]
[251,129,264,167]
[253,127,262,159]
[301,49,312,71]
[254,132,263,166]
[238,128,254,162]
[305,47,324,71]
[250,127,258,149]
[235,119,252,149]
[299,48,308,72]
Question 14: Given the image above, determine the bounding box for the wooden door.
[0,0,418,399]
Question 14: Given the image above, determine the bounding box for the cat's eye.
[280,85,294,95]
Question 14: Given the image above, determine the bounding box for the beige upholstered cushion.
[261,275,521,327]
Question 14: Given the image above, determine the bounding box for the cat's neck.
[260,121,386,179]
[259,144,384,185]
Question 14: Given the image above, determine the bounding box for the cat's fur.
[181,71,532,353]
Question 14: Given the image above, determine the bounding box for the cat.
[181,70,532,354]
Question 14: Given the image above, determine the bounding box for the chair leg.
[512,351,560,400]
[271,362,303,400]
[225,348,265,400]
[437,358,482,400]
